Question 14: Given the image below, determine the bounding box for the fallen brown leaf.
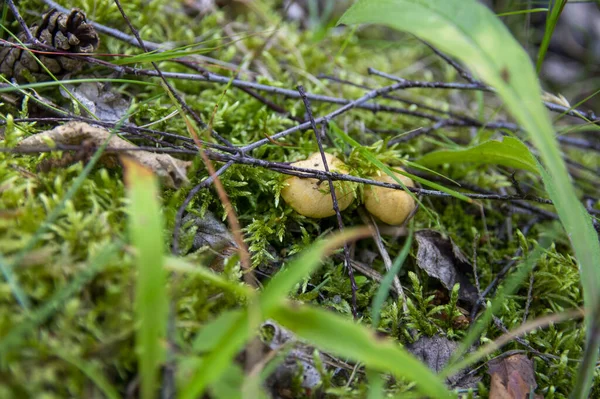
[488,354,542,399]
[407,335,480,389]
[16,122,191,188]
[415,229,479,309]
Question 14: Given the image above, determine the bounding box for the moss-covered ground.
[1,0,598,397]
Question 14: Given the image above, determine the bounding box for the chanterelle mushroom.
[281,152,355,218]
[363,169,416,225]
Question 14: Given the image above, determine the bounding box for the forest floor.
[1,1,599,398]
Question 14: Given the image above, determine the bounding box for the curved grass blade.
[179,228,370,399]
[497,8,549,17]
[165,257,252,298]
[270,303,453,398]
[442,235,552,377]
[340,2,600,395]
[536,0,568,73]
[53,350,121,399]
[259,227,371,314]
[0,78,157,94]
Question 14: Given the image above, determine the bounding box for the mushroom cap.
[281,152,355,218]
[363,169,416,225]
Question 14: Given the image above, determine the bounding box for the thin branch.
[6,0,35,42]
[297,85,358,318]
[358,208,407,306]
[421,40,480,84]
[369,67,598,123]
[111,0,234,149]
[3,144,561,204]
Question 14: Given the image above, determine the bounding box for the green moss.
[0,0,596,397]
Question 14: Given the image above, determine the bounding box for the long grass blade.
[123,158,168,399]
[340,2,600,395]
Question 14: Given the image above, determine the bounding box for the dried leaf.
[184,211,235,253]
[414,230,478,308]
[16,122,191,188]
[261,321,324,396]
[541,91,571,108]
[181,211,237,270]
[488,354,542,399]
[407,335,480,389]
[60,82,130,122]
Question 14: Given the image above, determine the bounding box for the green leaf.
[340,2,600,395]
[417,136,538,173]
[191,310,245,353]
[179,310,250,399]
[270,303,453,398]
[124,158,168,399]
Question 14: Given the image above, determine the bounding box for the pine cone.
[0,8,99,83]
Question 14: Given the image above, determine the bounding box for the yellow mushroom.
[281,152,355,218]
[363,169,416,225]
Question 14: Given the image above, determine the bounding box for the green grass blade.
[537,162,598,397]
[340,2,600,395]
[179,310,250,399]
[371,225,413,328]
[417,136,539,173]
[553,87,600,124]
[0,241,122,353]
[402,160,461,187]
[536,0,568,73]
[0,78,157,94]
[53,350,122,399]
[442,236,551,376]
[165,256,252,298]
[270,303,453,398]
[0,253,31,309]
[111,31,269,65]
[0,5,8,40]
[191,310,245,353]
[497,8,548,17]
[180,228,368,398]
[260,227,370,314]
[366,369,386,399]
[123,158,168,399]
